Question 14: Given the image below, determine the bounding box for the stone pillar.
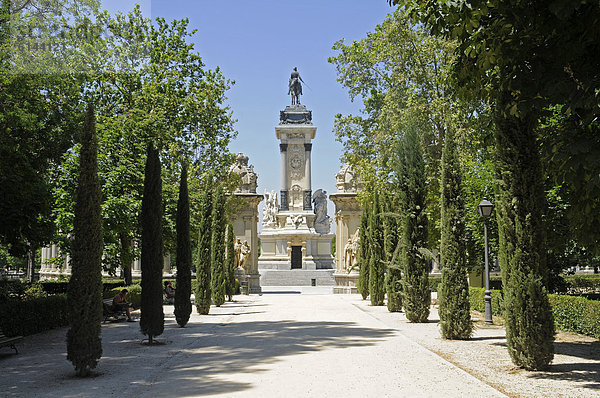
[280,143,289,211]
[303,143,312,210]
[232,194,263,294]
[330,164,363,293]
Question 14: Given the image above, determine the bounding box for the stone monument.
[229,153,263,294]
[330,163,363,293]
[258,95,335,286]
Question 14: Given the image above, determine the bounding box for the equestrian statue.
[288,67,305,105]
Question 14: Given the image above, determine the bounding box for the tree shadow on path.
[131,320,396,397]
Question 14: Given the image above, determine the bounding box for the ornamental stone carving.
[229,153,258,193]
[335,163,361,193]
[262,190,279,227]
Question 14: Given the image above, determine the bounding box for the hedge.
[468,287,600,339]
[0,294,69,337]
[548,294,600,339]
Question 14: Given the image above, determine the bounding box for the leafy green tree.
[392,0,568,369]
[195,180,213,315]
[225,222,236,301]
[438,129,472,339]
[140,143,164,344]
[397,125,430,323]
[210,185,226,307]
[357,199,370,300]
[66,105,103,377]
[50,6,236,280]
[368,191,385,306]
[329,9,489,249]
[174,164,192,327]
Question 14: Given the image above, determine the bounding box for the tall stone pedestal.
[330,164,362,293]
[231,193,263,294]
[258,104,335,286]
[229,153,263,294]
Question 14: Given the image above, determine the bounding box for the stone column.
[280,143,289,211]
[303,143,312,210]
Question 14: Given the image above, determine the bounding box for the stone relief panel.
[288,144,305,180]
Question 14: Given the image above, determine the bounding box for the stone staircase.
[259,269,335,286]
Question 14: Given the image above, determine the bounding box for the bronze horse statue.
[288,67,304,105]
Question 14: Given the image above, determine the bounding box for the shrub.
[548,295,600,339]
[469,287,600,339]
[0,295,69,336]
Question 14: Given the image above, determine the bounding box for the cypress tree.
[383,192,402,312]
[140,143,165,344]
[398,126,430,323]
[439,129,472,339]
[225,222,236,301]
[66,105,103,377]
[495,93,554,369]
[368,190,385,306]
[357,199,370,300]
[210,185,226,307]
[174,164,192,327]
[195,179,213,315]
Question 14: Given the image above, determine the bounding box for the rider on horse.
[288,67,305,105]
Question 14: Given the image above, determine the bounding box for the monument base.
[333,271,359,294]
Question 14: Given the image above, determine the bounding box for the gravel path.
[0,292,598,397]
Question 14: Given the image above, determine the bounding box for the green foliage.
[386,267,402,312]
[548,294,600,339]
[357,199,370,300]
[195,181,212,315]
[469,286,600,339]
[397,126,430,323]
[225,222,236,301]
[139,144,165,342]
[0,295,69,337]
[105,285,142,309]
[174,164,192,327]
[368,191,385,306]
[468,287,505,316]
[494,98,555,370]
[562,275,600,295]
[66,105,103,376]
[439,130,472,339]
[210,185,226,307]
[329,9,490,249]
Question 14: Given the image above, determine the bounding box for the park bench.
[102,299,128,322]
[0,333,23,354]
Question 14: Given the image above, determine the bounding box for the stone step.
[259,269,335,286]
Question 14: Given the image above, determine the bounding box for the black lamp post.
[478,198,494,325]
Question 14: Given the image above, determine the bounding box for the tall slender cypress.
[439,130,472,339]
[174,164,192,327]
[210,185,226,307]
[357,199,370,300]
[195,179,213,315]
[225,222,236,301]
[495,92,554,369]
[383,192,402,312]
[368,190,385,306]
[140,143,165,344]
[66,105,103,377]
[398,126,430,323]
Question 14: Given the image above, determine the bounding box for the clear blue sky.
[100,0,393,224]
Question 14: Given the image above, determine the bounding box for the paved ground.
[1,291,598,397]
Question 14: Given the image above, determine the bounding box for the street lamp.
[478,198,494,325]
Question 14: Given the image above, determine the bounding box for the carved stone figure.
[239,240,251,272]
[262,190,279,227]
[288,67,305,105]
[229,153,258,193]
[234,238,243,269]
[312,189,331,234]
